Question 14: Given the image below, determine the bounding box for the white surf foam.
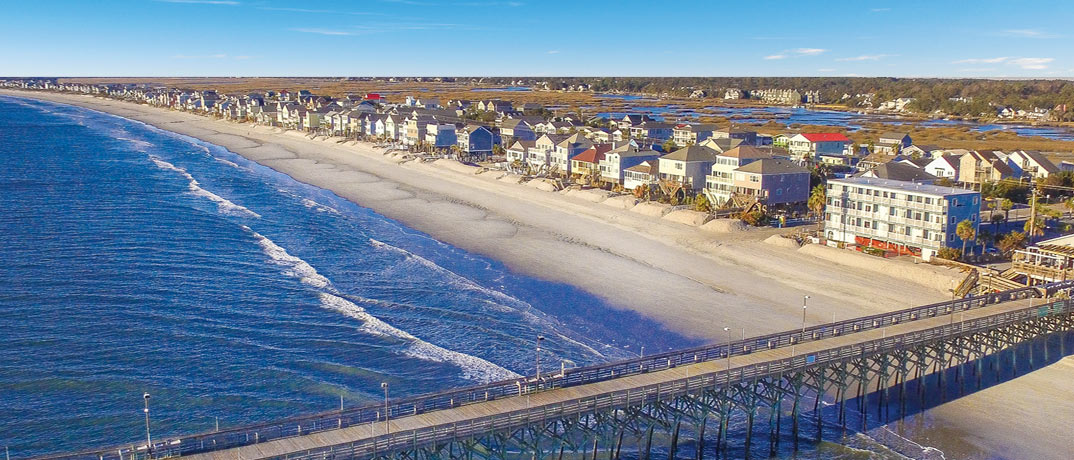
[368,238,607,359]
[247,227,519,382]
[117,137,154,152]
[301,198,340,214]
[148,155,261,219]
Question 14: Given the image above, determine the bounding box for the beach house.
[672,124,717,146]
[624,160,659,191]
[598,142,660,185]
[658,145,717,191]
[705,145,773,206]
[788,133,851,163]
[731,158,811,206]
[457,125,496,157]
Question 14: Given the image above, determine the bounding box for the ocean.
[0,96,697,456]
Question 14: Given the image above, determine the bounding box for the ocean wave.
[301,198,340,214]
[368,238,606,359]
[148,155,261,219]
[249,228,330,289]
[116,137,154,152]
[247,227,519,383]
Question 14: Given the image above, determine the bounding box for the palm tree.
[956,219,976,258]
[1024,216,1046,239]
[997,231,1027,256]
[1000,198,1014,222]
[1065,197,1074,218]
[807,184,827,219]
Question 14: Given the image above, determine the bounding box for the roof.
[625,160,656,174]
[831,177,978,197]
[879,132,910,140]
[719,145,772,160]
[858,162,938,182]
[571,148,606,164]
[1020,150,1060,173]
[799,133,851,143]
[660,145,717,162]
[735,158,809,175]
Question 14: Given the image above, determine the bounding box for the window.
[890,207,896,216]
[950,216,956,224]
[883,191,889,198]
[864,221,871,229]
[925,197,932,205]
[915,212,922,220]
[888,224,896,232]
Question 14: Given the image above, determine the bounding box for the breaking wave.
[248,227,519,383]
[368,238,607,360]
[148,155,261,218]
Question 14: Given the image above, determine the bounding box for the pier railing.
[32,280,1074,460]
[279,296,1074,460]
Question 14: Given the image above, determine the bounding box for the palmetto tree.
[956,219,976,258]
[807,184,826,219]
[1000,198,1014,222]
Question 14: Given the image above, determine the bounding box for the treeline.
[482,77,1074,119]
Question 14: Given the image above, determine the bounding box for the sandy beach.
[1,90,962,343]
[8,90,1071,458]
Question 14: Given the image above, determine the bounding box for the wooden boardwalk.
[184,296,1040,460]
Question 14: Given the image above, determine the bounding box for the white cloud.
[870,7,891,12]
[953,57,1009,64]
[764,48,825,60]
[836,54,894,62]
[546,50,559,54]
[171,53,235,59]
[156,0,239,4]
[1010,57,1054,69]
[817,68,835,72]
[290,28,357,36]
[953,56,1054,70]
[1001,29,1060,39]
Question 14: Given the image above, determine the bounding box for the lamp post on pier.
[535,335,545,381]
[381,382,390,435]
[142,393,152,451]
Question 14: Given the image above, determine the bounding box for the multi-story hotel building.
[824,177,981,261]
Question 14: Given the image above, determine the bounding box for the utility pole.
[1029,188,1038,245]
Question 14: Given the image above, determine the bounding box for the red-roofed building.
[365,93,382,100]
[570,145,609,178]
[788,133,851,162]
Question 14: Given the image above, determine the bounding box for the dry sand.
[6,90,1071,458]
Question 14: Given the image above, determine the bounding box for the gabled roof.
[799,133,851,142]
[661,145,717,162]
[1019,150,1060,173]
[625,160,656,174]
[571,147,606,164]
[879,132,910,140]
[719,145,772,160]
[857,162,938,182]
[735,158,809,175]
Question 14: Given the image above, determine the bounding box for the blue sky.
[2,0,1072,77]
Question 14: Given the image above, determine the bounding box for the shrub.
[937,247,962,260]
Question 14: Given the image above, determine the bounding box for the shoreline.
[0,89,958,343]
[5,90,1074,458]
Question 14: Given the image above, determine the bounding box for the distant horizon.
[10,76,1074,81]
[3,0,1072,78]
